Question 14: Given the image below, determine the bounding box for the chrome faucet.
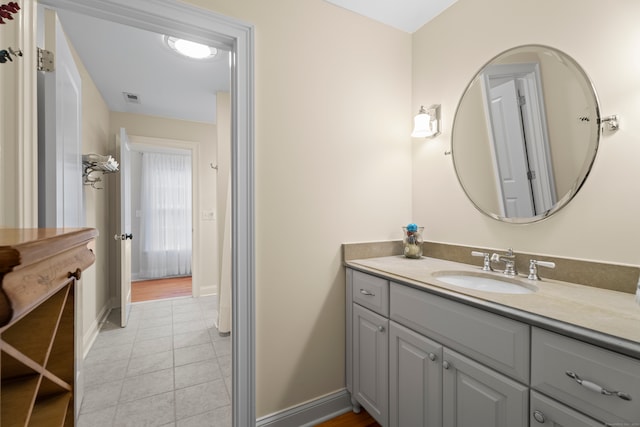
[471,251,492,271]
[491,248,517,276]
[527,259,556,280]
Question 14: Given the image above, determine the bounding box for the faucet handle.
[471,251,492,271]
[528,259,556,280]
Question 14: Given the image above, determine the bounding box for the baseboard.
[199,284,217,296]
[256,389,352,427]
[82,304,111,358]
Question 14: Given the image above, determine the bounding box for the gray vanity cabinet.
[389,321,443,427]
[347,268,529,427]
[530,391,605,426]
[350,269,391,426]
[531,327,640,426]
[442,348,528,427]
[353,303,389,425]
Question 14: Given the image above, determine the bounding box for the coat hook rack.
[82,153,119,189]
[0,46,23,64]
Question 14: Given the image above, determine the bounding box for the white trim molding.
[257,390,352,427]
[37,1,256,424]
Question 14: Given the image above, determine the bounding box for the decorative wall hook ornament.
[0,46,23,64]
[0,2,20,24]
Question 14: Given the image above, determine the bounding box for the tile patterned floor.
[78,296,231,427]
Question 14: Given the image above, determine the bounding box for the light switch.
[201,210,215,221]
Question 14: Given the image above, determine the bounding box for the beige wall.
[56,20,112,351]
[185,0,413,417]
[412,0,640,266]
[109,112,218,295]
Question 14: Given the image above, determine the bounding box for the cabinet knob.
[67,268,82,281]
[378,325,385,333]
[532,410,546,423]
[428,352,437,361]
[442,360,450,370]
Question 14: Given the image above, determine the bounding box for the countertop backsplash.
[343,240,640,295]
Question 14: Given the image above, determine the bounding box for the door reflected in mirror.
[452,45,600,223]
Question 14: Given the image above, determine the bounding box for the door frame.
[480,62,557,216]
[37,0,256,424]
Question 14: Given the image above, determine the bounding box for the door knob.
[114,233,133,241]
[442,360,451,370]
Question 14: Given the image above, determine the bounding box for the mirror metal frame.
[451,44,601,223]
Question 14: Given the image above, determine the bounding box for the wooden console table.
[0,228,97,427]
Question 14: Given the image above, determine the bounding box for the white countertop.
[346,255,640,356]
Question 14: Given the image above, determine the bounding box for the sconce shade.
[411,104,441,138]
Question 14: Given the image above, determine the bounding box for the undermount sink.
[433,271,537,294]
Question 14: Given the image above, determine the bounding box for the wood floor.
[131,276,192,302]
[316,409,380,427]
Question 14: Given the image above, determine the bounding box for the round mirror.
[451,45,600,223]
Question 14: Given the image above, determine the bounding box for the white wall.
[186,0,413,417]
[412,0,640,266]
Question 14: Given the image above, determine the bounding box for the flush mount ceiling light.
[164,36,217,59]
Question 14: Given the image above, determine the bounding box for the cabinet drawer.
[531,327,640,424]
[530,391,604,427]
[352,271,389,316]
[390,283,529,383]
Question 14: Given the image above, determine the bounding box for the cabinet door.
[530,391,605,427]
[389,321,442,427]
[353,304,388,426]
[443,348,528,427]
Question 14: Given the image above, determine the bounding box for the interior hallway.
[77,295,230,426]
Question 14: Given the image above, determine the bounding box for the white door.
[37,9,84,419]
[116,128,133,327]
[38,9,83,228]
[488,79,535,218]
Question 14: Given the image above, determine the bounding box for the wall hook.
[600,115,619,132]
[210,163,218,170]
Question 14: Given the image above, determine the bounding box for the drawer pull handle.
[565,371,632,401]
[378,325,385,333]
[442,360,451,370]
[360,289,375,296]
[428,352,437,361]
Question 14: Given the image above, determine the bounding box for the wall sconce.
[411,104,441,138]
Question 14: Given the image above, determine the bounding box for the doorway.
[129,139,196,303]
[38,0,255,424]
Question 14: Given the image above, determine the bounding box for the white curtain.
[139,152,192,278]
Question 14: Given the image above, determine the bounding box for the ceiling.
[324,0,458,33]
[56,1,455,124]
[56,9,231,125]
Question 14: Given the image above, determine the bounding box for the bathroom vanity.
[345,254,640,427]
